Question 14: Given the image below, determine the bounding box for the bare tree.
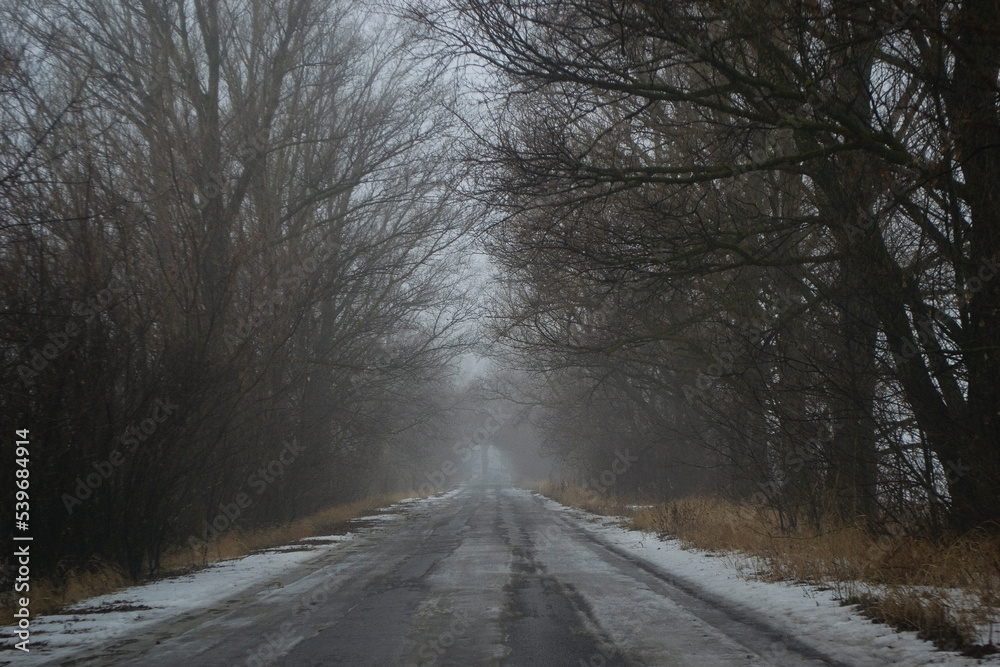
[419,0,1000,530]
[0,0,474,579]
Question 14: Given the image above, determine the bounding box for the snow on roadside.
[536,492,999,667]
[0,492,456,666]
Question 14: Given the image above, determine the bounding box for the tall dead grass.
[1,491,414,620]
[533,482,999,656]
[162,491,413,570]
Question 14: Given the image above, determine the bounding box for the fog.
[2,0,999,596]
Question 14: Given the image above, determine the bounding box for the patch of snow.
[297,534,354,543]
[1,543,336,665]
[0,492,454,665]
[535,492,999,667]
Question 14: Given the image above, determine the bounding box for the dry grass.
[2,491,415,621]
[529,480,632,516]
[532,482,1000,656]
[14,557,133,620]
[162,491,413,569]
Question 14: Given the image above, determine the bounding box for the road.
[52,484,846,666]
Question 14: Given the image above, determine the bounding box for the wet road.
[54,485,843,666]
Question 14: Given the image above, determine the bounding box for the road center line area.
[2,485,983,666]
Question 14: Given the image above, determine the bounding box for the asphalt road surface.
[53,484,846,666]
